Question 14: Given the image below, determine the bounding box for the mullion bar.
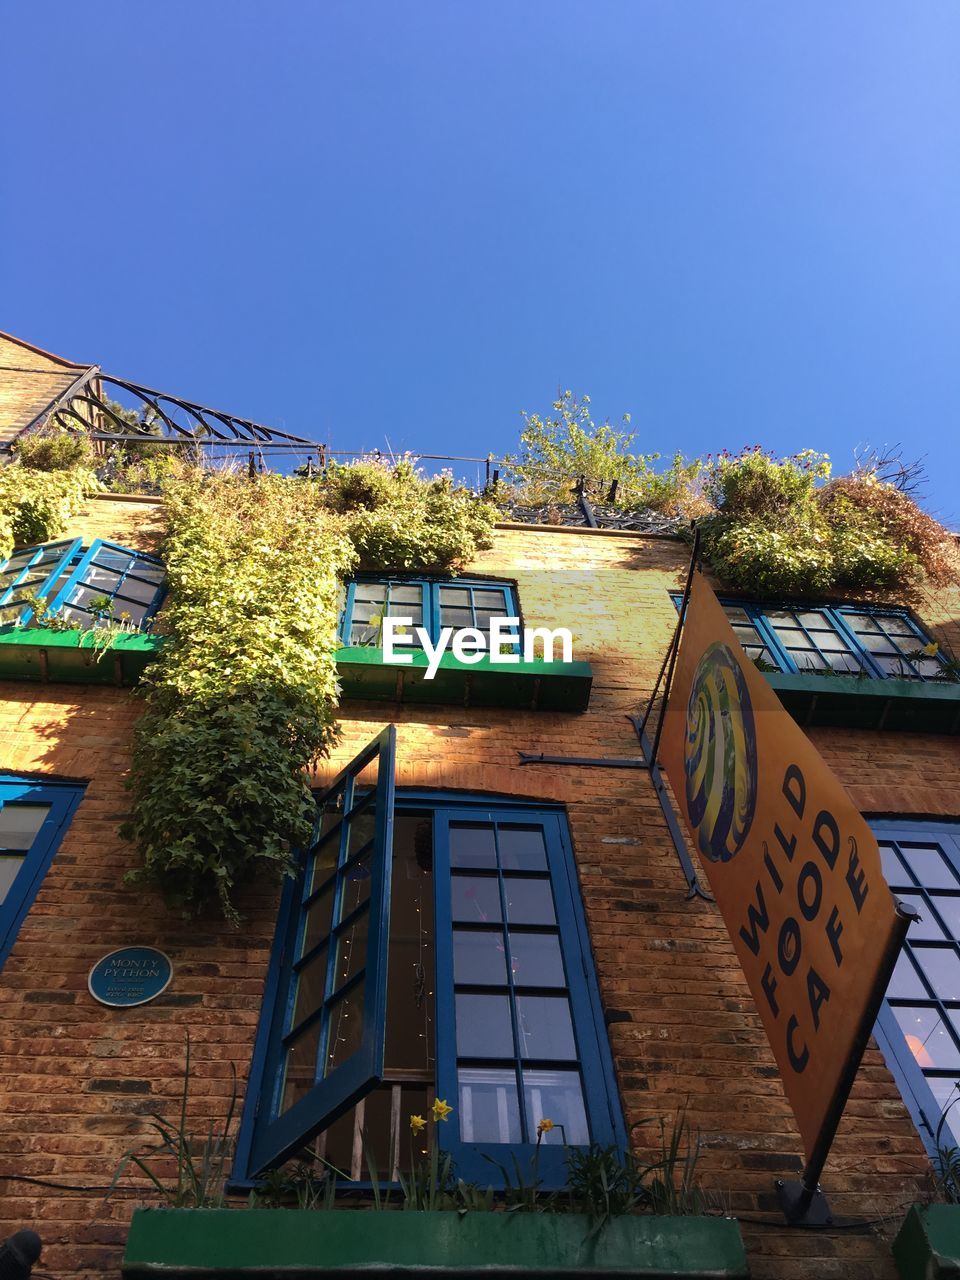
[492,823,529,1143]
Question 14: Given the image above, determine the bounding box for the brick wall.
[0,499,951,1277]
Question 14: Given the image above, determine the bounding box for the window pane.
[390,585,423,605]
[450,824,497,869]
[301,886,334,956]
[517,995,577,1059]
[892,1006,960,1071]
[334,909,369,992]
[887,953,927,1000]
[0,804,50,850]
[456,993,514,1057]
[898,894,948,941]
[913,947,960,995]
[113,576,161,605]
[0,856,24,902]
[474,590,508,610]
[354,585,387,605]
[281,1022,321,1113]
[325,981,365,1075]
[439,587,470,606]
[498,827,548,872]
[441,607,474,628]
[339,853,373,920]
[931,896,960,938]
[522,1069,589,1145]
[505,878,556,926]
[458,1067,522,1143]
[454,929,508,985]
[509,931,566,988]
[451,874,502,923]
[899,845,960,890]
[291,950,328,1031]
[927,1077,960,1115]
[879,843,907,885]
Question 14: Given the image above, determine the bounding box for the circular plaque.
[88,947,173,1008]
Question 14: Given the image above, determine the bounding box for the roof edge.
[0,329,88,370]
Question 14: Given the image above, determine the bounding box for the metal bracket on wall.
[517,731,713,903]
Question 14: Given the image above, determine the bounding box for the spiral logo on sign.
[683,641,758,863]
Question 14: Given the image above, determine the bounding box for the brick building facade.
[0,480,956,1278]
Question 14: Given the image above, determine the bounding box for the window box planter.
[893,1204,960,1279]
[765,671,960,735]
[0,629,164,687]
[335,646,594,713]
[121,1207,748,1279]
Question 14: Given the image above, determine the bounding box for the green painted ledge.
[335,647,594,712]
[893,1204,960,1278]
[766,671,960,735]
[121,1208,749,1279]
[0,629,164,687]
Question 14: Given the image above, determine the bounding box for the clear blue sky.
[2,3,958,521]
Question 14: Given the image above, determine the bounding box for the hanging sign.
[659,573,902,1163]
[88,947,173,1008]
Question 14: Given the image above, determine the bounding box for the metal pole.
[647,526,701,767]
[635,525,700,744]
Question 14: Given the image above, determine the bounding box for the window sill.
[0,628,163,687]
[765,671,960,734]
[122,1207,748,1278]
[335,646,594,712]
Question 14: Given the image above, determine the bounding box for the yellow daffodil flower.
[923,642,940,657]
[410,1114,427,1133]
[431,1098,453,1123]
[537,1118,554,1136]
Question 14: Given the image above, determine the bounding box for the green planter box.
[122,1208,749,1278]
[894,1204,960,1279]
[335,647,594,713]
[765,671,960,735]
[0,629,164,686]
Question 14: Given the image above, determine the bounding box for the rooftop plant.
[0,462,98,561]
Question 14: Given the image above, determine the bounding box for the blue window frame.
[235,731,625,1186]
[0,776,84,968]
[341,577,520,651]
[0,539,165,633]
[710,598,950,682]
[872,820,960,1158]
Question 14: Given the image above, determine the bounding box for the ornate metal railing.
[30,367,318,451]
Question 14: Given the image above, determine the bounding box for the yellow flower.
[923,642,939,657]
[537,1118,554,1136]
[368,611,383,627]
[410,1114,427,1133]
[431,1098,453,1123]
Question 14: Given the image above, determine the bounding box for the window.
[873,820,960,1157]
[714,600,950,682]
[0,539,165,632]
[341,577,519,651]
[0,776,84,968]
[234,728,624,1187]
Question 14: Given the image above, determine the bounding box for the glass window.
[703,597,952,683]
[0,539,165,634]
[340,578,520,655]
[235,745,624,1188]
[873,820,960,1160]
[0,779,84,968]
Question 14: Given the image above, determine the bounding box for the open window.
[340,577,520,651]
[235,730,624,1187]
[0,539,165,632]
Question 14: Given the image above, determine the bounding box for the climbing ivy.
[0,464,97,561]
[123,462,496,922]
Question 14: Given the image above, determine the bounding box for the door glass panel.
[498,827,548,872]
[458,1067,522,1143]
[0,856,24,902]
[453,929,508,985]
[516,995,577,1059]
[281,1022,321,1114]
[508,932,566,987]
[0,805,50,850]
[892,1006,960,1071]
[522,1068,589,1145]
[333,909,369,993]
[455,993,514,1057]
[325,981,366,1076]
[290,950,328,1032]
[451,874,502,923]
[449,824,497,869]
[505,878,556,926]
